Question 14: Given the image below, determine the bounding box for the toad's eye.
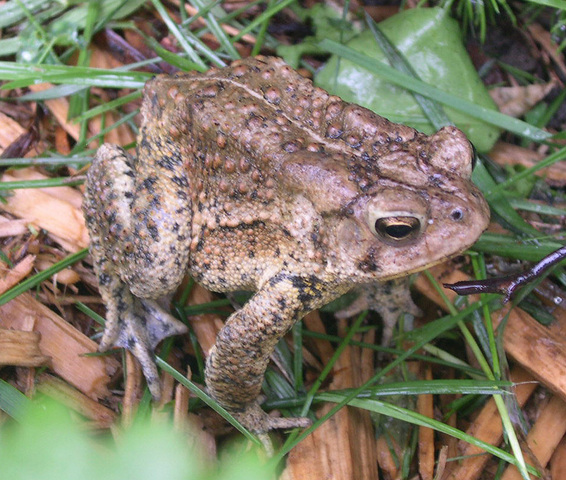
[371,216,422,245]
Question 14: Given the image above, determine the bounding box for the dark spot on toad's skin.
[172,176,189,188]
[157,154,181,170]
[141,176,158,193]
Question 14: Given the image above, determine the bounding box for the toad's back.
[137,57,436,291]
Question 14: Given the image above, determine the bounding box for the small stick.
[444,245,566,302]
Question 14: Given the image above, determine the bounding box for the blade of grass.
[317,392,538,476]
[190,0,240,59]
[74,110,138,153]
[473,161,540,236]
[232,0,296,42]
[277,296,496,459]
[0,176,85,190]
[73,91,141,122]
[266,379,514,405]
[526,0,566,8]
[0,379,32,422]
[0,156,90,167]
[0,0,45,29]
[150,0,216,68]
[155,357,261,446]
[473,232,564,261]
[141,33,209,72]
[0,63,150,90]
[505,196,566,216]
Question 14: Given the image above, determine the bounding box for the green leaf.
[315,8,550,149]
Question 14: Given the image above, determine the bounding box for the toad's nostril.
[451,208,464,221]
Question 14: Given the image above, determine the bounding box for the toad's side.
[83,56,489,436]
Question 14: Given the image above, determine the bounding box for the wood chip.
[0,327,50,366]
[186,284,224,356]
[122,351,142,427]
[418,365,435,480]
[303,310,335,365]
[1,168,89,251]
[528,23,566,77]
[442,367,537,480]
[27,84,81,141]
[0,111,25,149]
[0,292,119,400]
[551,438,566,478]
[0,254,35,295]
[501,394,566,479]
[36,373,116,428]
[376,434,401,479]
[173,367,191,427]
[0,217,28,238]
[174,368,217,462]
[283,320,378,480]
[497,304,566,403]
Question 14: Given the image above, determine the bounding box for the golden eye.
[372,216,421,244]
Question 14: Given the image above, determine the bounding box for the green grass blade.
[0,0,45,29]
[155,358,261,446]
[0,379,32,421]
[0,62,150,89]
[319,392,538,476]
[0,177,85,190]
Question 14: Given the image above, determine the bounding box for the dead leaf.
[490,82,556,117]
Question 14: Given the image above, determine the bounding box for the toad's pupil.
[386,223,413,238]
[375,217,420,240]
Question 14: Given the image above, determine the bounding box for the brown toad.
[83,56,489,436]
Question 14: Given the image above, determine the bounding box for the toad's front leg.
[205,273,345,437]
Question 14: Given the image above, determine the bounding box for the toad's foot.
[234,401,312,433]
[99,297,188,400]
[232,402,312,454]
[336,278,421,346]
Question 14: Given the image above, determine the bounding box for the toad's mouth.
[371,229,487,282]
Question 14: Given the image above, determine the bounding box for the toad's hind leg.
[83,144,190,399]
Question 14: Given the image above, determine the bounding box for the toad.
[83,56,489,436]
